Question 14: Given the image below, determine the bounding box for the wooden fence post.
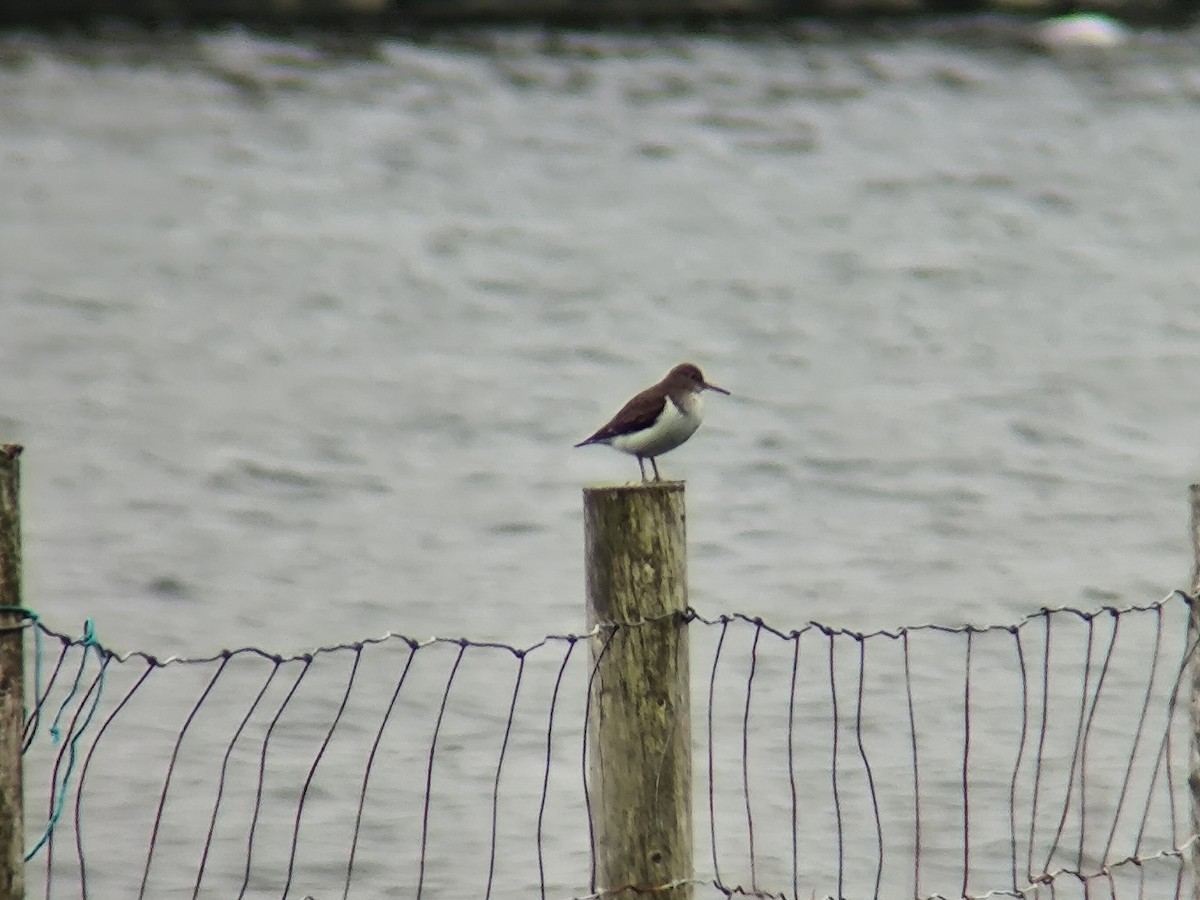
[0,445,25,900]
[584,482,692,899]
[1189,484,1200,900]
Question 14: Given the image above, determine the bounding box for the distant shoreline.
[0,2,1191,31]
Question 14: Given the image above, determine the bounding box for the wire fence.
[15,591,1200,900]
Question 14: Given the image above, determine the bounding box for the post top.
[583,481,685,495]
[0,445,22,462]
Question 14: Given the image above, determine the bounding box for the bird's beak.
[704,381,730,395]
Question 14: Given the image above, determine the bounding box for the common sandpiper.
[575,362,729,482]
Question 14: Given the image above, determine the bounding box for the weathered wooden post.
[584,482,692,899]
[1189,484,1200,900]
[0,445,25,900]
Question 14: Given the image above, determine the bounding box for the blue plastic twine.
[24,616,106,862]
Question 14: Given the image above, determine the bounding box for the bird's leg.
[651,458,661,481]
[637,457,647,482]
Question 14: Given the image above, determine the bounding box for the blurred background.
[4,24,1200,655]
[3,21,1200,897]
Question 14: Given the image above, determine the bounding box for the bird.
[575,362,729,482]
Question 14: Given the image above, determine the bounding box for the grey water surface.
[4,22,1200,899]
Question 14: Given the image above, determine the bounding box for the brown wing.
[575,387,667,446]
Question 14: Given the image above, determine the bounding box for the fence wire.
[14,591,1200,900]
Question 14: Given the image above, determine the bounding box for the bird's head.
[667,363,730,396]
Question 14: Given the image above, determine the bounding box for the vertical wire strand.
[536,636,577,900]
[282,645,364,900]
[416,642,468,900]
[484,651,526,900]
[1161,649,1184,865]
[708,618,730,888]
[962,630,973,900]
[343,639,418,900]
[582,634,605,895]
[237,658,311,900]
[1076,613,1120,869]
[741,622,761,891]
[1130,620,1198,862]
[828,632,844,900]
[139,656,232,900]
[41,639,107,876]
[1169,616,1187,900]
[45,657,109,898]
[74,660,155,900]
[1042,616,1096,875]
[854,636,883,900]
[1102,605,1163,863]
[902,631,921,900]
[193,661,279,899]
[787,632,802,900]
[1028,611,1053,882]
[1008,628,1030,893]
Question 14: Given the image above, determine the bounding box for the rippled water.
[4,22,1200,899]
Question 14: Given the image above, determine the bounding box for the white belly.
[610,395,702,458]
